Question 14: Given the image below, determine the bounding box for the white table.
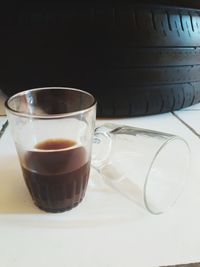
[1,102,200,267]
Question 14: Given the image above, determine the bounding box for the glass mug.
[92,124,190,214]
[5,87,96,212]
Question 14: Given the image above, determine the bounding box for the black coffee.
[21,139,90,212]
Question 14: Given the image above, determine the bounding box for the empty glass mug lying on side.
[5,87,190,214]
[92,123,190,214]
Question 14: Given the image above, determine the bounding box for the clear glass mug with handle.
[92,123,190,214]
[5,87,96,213]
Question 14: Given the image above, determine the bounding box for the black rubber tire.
[1,4,200,117]
[93,4,200,116]
[94,4,200,116]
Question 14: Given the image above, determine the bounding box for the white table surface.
[1,102,200,267]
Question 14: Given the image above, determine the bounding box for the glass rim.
[143,135,190,215]
[5,87,97,119]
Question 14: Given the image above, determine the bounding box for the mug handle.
[92,126,112,171]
